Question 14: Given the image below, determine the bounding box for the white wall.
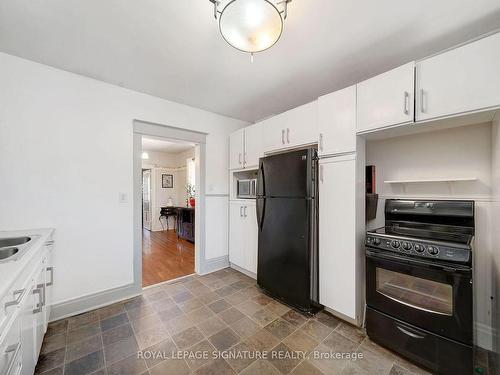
[366,122,494,349]
[0,52,246,305]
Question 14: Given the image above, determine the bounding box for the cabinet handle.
[244,206,247,217]
[240,206,243,217]
[403,91,409,115]
[286,128,290,144]
[319,133,324,151]
[238,153,242,165]
[4,289,25,309]
[45,240,54,246]
[5,342,21,375]
[320,165,324,183]
[420,89,425,113]
[33,286,43,314]
[281,129,285,144]
[47,266,54,287]
[244,152,247,166]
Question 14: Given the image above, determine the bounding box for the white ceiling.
[142,137,194,153]
[1,1,500,122]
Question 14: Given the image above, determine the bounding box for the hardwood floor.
[142,228,194,287]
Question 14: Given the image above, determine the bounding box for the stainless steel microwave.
[237,179,257,199]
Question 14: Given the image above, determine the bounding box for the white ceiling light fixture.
[209,0,292,61]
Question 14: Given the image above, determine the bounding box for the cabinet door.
[263,112,288,153]
[229,202,245,269]
[284,101,318,148]
[244,204,258,274]
[20,280,36,375]
[318,86,356,156]
[33,265,46,356]
[244,123,263,169]
[319,156,357,319]
[229,129,245,170]
[416,33,500,122]
[357,62,415,133]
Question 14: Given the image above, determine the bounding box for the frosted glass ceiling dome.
[209,0,291,55]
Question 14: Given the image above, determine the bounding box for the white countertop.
[0,228,54,299]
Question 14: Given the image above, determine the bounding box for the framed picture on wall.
[162,174,173,188]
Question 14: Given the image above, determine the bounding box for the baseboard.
[229,263,256,280]
[476,322,495,351]
[49,283,141,322]
[200,255,229,275]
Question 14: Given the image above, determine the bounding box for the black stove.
[365,199,475,375]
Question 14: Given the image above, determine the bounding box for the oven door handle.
[366,250,470,274]
[396,324,426,339]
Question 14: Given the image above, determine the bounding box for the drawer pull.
[5,342,21,375]
[47,266,54,286]
[33,284,45,314]
[4,289,25,309]
[396,325,425,339]
[45,240,54,246]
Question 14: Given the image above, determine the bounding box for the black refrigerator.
[256,147,320,313]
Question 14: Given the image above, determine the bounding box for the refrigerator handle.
[256,198,265,230]
[257,161,265,196]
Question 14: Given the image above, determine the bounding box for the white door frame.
[133,120,207,291]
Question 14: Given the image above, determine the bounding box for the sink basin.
[0,247,19,260]
[0,237,31,248]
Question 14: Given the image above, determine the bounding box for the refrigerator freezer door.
[258,149,315,198]
[257,197,312,310]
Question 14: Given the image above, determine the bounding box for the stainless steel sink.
[0,237,31,248]
[0,247,19,260]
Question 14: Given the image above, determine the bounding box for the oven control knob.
[402,242,412,250]
[391,240,401,249]
[373,238,381,246]
[414,244,424,253]
[365,237,373,245]
[428,246,439,255]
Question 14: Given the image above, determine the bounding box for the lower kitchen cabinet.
[318,153,365,324]
[229,201,257,274]
[0,233,54,375]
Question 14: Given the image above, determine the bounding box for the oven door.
[366,249,472,344]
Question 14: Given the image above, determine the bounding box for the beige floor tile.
[244,329,280,352]
[240,359,282,375]
[283,330,319,353]
[300,320,333,341]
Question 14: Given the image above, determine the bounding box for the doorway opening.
[141,136,197,287]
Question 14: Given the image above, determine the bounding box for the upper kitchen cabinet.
[229,128,245,170]
[357,62,415,133]
[318,85,356,157]
[264,101,318,152]
[243,122,263,169]
[416,32,500,122]
[229,124,263,170]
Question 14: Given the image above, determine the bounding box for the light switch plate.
[118,192,128,204]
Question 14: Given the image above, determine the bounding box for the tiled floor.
[36,268,492,375]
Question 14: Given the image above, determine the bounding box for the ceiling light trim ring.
[209,0,291,20]
[218,0,284,54]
